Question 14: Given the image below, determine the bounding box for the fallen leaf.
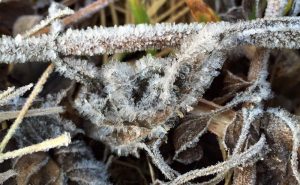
[185,0,219,22]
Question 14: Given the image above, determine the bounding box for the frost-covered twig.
[0,132,71,163]
[139,140,180,180]
[168,135,267,185]
[2,17,300,63]
[0,84,33,106]
[35,0,114,35]
[21,2,74,37]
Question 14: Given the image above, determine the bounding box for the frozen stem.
[0,132,71,163]
[168,135,267,185]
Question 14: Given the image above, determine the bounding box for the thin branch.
[168,135,267,185]
[22,2,74,37]
[0,84,33,106]
[0,132,71,163]
[1,17,300,64]
[35,0,114,35]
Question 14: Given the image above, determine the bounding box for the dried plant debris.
[2,0,300,184]
[10,116,110,185]
[0,169,16,185]
[54,141,110,185]
[13,116,80,147]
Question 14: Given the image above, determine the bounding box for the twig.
[35,0,114,35]
[2,17,300,63]
[0,132,71,163]
[168,135,267,185]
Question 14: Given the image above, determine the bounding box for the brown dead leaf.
[173,99,236,164]
[192,99,237,138]
[14,152,62,185]
[185,0,220,22]
[256,113,299,185]
[173,116,207,164]
[54,141,110,185]
[214,71,251,104]
[233,165,256,185]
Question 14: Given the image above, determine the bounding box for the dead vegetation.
[1,0,300,184]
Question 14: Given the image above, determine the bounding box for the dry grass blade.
[0,107,64,122]
[0,132,71,163]
[0,64,54,153]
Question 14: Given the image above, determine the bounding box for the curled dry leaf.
[173,99,236,164]
[173,116,206,164]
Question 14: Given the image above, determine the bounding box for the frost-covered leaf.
[54,141,110,185]
[256,109,300,184]
[213,71,251,104]
[11,115,109,185]
[172,99,235,165]
[74,56,176,154]
[14,115,80,147]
